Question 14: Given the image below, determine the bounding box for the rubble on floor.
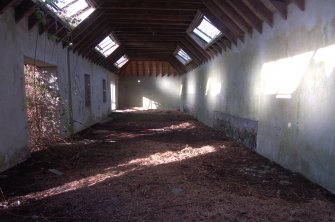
[0,110,334,221]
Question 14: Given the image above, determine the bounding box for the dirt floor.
[0,110,335,221]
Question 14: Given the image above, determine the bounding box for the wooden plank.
[200,5,238,45]
[226,0,263,34]
[242,0,274,27]
[290,0,305,11]
[213,0,253,35]
[101,1,202,11]
[15,0,35,23]
[203,1,244,42]
[183,34,211,60]
[260,0,288,19]
[28,13,38,30]
[75,25,111,54]
[71,9,105,40]
[0,0,21,14]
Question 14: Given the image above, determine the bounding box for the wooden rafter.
[0,0,21,14]
[15,0,35,23]
[241,0,274,27]
[260,0,288,19]
[290,0,305,11]
[0,0,305,76]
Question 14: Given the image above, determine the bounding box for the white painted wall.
[119,75,181,110]
[182,0,335,193]
[0,9,118,171]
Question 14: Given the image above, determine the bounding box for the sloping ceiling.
[0,0,305,76]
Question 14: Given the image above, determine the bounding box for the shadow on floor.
[0,110,334,221]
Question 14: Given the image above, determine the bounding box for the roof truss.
[0,0,305,76]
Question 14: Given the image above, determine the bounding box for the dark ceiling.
[0,0,305,76]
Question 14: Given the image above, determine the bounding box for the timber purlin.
[0,0,305,76]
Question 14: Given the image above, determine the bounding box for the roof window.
[115,55,129,68]
[193,16,221,43]
[95,35,119,57]
[175,48,192,65]
[41,0,95,27]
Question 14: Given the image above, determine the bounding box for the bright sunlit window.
[193,17,221,43]
[41,0,95,27]
[175,48,192,65]
[95,35,119,57]
[114,55,129,68]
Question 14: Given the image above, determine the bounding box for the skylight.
[41,0,95,27]
[95,35,119,57]
[176,48,192,65]
[115,55,129,68]
[193,17,221,43]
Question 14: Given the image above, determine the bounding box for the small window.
[193,16,221,44]
[175,48,192,65]
[84,74,91,107]
[114,55,129,68]
[41,0,95,27]
[95,35,119,57]
[102,79,107,103]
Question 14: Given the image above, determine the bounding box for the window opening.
[84,74,91,107]
[193,16,221,43]
[95,35,119,57]
[41,0,95,27]
[111,81,116,110]
[24,62,64,150]
[175,48,192,65]
[102,79,107,103]
[115,55,129,68]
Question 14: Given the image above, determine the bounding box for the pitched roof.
[0,0,305,76]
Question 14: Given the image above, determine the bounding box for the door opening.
[111,81,116,110]
[24,61,64,150]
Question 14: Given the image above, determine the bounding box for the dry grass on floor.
[0,110,334,221]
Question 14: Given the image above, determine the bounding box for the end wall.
[181,0,335,193]
[119,75,181,110]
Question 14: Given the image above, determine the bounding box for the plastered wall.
[0,9,118,172]
[182,0,335,193]
[119,75,181,110]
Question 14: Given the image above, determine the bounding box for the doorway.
[24,60,63,150]
[111,81,116,110]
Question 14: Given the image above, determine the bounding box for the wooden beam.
[75,24,111,54]
[200,4,238,45]
[215,38,225,51]
[183,34,211,60]
[203,1,244,42]
[289,0,305,11]
[72,9,105,41]
[101,1,202,11]
[104,14,194,22]
[260,0,288,19]
[225,0,263,34]
[242,0,274,27]
[0,0,21,14]
[167,57,186,75]
[178,41,203,65]
[15,0,35,23]
[213,0,253,35]
[28,13,38,30]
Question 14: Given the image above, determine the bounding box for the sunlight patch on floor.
[11,145,221,205]
[126,145,219,167]
[164,122,196,130]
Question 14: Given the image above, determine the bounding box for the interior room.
[0,0,335,221]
